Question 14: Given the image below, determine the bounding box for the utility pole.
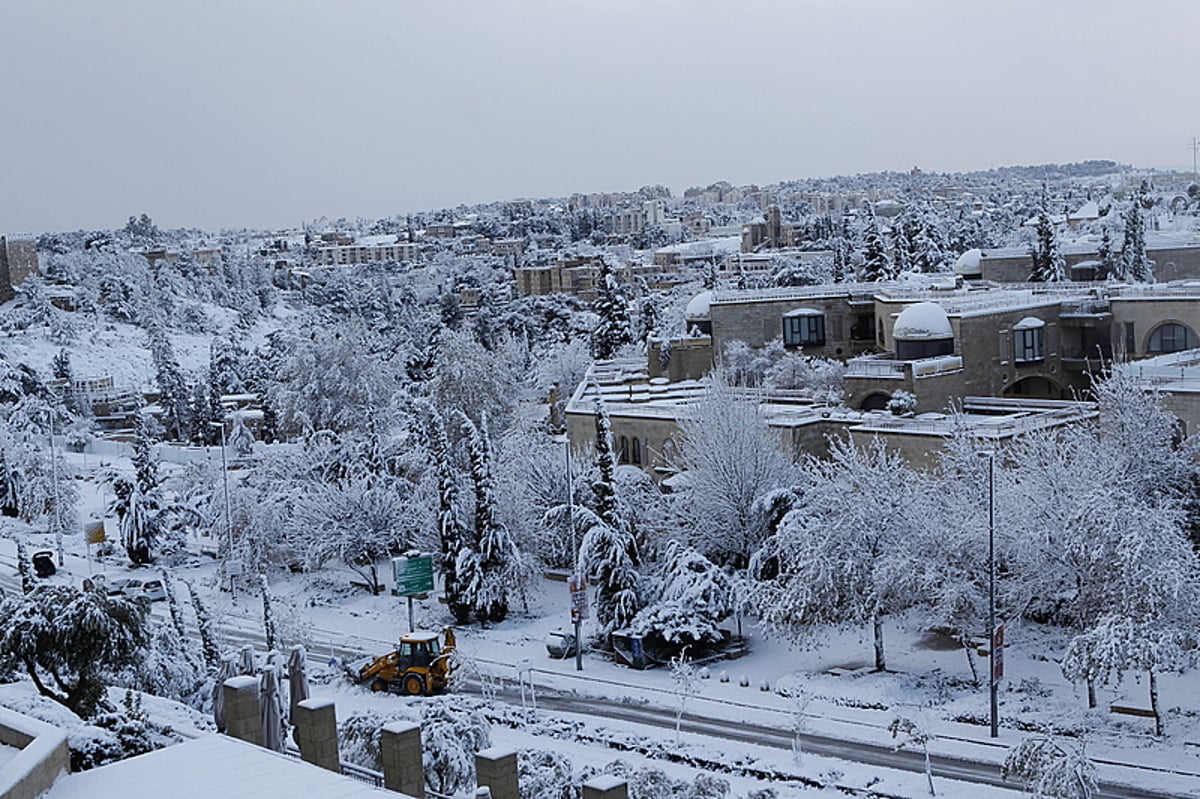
[1190,137,1200,185]
[48,409,64,567]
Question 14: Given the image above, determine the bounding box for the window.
[1013,317,1046,363]
[1148,323,1198,354]
[782,309,825,347]
[618,436,630,464]
[631,437,641,465]
[1124,322,1136,355]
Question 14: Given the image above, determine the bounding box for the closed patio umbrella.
[287,645,309,724]
[238,645,256,676]
[260,666,286,752]
[212,655,238,733]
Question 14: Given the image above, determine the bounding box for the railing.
[845,358,907,379]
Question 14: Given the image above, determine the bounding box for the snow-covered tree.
[228,414,255,458]
[578,399,641,638]
[146,326,191,441]
[859,203,893,282]
[631,541,733,650]
[0,584,150,717]
[1029,188,1066,282]
[672,376,798,567]
[458,413,518,623]
[1002,735,1097,799]
[590,259,633,359]
[422,408,471,623]
[751,436,926,671]
[1120,193,1154,282]
[184,579,222,670]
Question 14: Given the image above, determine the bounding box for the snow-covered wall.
[0,706,70,799]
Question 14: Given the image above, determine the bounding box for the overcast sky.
[4,0,1197,233]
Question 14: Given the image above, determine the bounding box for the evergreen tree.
[914,208,949,273]
[1097,228,1116,281]
[859,203,893,282]
[228,414,255,458]
[460,413,515,623]
[579,399,641,638]
[1121,196,1154,282]
[16,538,34,595]
[185,579,222,670]
[891,224,912,275]
[131,411,159,497]
[590,259,633,360]
[52,349,72,381]
[146,326,191,440]
[260,574,278,651]
[427,409,471,624]
[1029,188,1066,282]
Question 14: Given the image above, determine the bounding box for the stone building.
[0,234,39,302]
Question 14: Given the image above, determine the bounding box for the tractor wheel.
[402,673,426,696]
[369,678,388,693]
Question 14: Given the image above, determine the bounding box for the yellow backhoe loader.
[350,627,456,696]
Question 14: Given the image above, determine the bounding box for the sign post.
[393,553,435,632]
[83,520,105,576]
[569,573,588,671]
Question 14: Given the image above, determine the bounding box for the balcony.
[846,354,964,380]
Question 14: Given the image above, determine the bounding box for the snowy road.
[2,554,1196,798]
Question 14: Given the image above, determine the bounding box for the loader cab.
[398,634,437,669]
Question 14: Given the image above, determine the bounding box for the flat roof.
[47,734,395,799]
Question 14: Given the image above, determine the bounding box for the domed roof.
[953,248,982,275]
[685,291,713,319]
[894,302,953,340]
[1014,316,1045,330]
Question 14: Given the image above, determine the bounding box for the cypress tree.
[859,204,892,282]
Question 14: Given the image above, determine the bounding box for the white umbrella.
[212,655,238,733]
[287,645,310,724]
[260,667,286,752]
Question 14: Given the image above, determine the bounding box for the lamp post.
[210,421,236,600]
[978,450,999,738]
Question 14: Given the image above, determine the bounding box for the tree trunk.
[872,614,886,672]
[961,634,979,686]
[1086,677,1096,710]
[1149,669,1163,737]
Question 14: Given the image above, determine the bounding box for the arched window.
[631,437,641,465]
[618,436,629,464]
[1148,323,1198,354]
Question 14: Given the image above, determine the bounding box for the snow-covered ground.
[3,466,1200,799]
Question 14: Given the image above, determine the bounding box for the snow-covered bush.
[421,699,492,797]
[518,748,575,799]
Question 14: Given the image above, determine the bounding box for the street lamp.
[977,450,999,739]
[210,421,236,600]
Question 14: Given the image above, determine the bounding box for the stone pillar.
[582,775,629,799]
[223,675,263,747]
[474,747,519,799]
[381,721,425,798]
[293,698,339,773]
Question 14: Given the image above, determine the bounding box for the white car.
[106,577,166,602]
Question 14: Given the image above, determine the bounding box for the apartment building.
[313,236,419,266]
[0,234,39,302]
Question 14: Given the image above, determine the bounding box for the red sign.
[569,574,588,621]
[992,624,1005,683]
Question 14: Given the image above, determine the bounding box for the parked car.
[545,629,578,659]
[31,550,56,578]
[106,577,166,602]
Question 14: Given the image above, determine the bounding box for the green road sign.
[392,553,434,597]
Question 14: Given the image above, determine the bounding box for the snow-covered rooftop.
[46,734,391,799]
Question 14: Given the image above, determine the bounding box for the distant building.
[313,236,419,266]
[0,234,39,302]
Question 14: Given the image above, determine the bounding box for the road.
[1,552,1196,798]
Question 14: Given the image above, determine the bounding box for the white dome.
[953,248,982,275]
[685,291,713,319]
[1014,316,1045,330]
[894,302,953,340]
